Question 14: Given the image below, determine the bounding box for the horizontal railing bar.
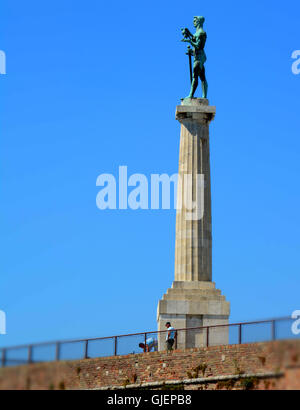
[2,359,29,364]
[0,316,293,354]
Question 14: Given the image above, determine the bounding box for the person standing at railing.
[165,322,176,351]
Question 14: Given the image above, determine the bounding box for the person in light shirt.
[139,337,158,352]
[165,322,175,351]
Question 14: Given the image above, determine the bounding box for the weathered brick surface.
[0,340,299,390]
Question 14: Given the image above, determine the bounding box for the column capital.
[176,98,216,124]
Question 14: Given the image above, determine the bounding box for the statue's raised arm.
[181,16,208,99]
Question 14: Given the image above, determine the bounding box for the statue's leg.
[186,63,199,98]
[189,77,198,98]
[199,66,208,99]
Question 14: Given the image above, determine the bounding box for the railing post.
[114,337,117,356]
[1,349,6,367]
[206,327,209,347]
[144,333,147,353]
[238,324,242,344]
[271,320,276,341]
[55,342,60,361]
[28,345,33,364]
[84,340,89,359]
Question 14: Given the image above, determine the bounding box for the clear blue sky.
[1,0,299,348]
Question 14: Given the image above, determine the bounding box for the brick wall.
[0,340,299,390]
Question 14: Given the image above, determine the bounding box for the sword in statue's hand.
[181,28,193,84]
[185,46,193,84]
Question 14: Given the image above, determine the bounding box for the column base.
[157,281,230,351]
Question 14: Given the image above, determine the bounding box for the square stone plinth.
[157,281,230,351]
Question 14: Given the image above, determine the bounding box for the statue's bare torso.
[193,29,207,67]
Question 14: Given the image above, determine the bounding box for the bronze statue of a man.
[181,16,208,99]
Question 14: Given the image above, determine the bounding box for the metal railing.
[0,316,298,368]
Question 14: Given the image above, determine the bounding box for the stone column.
[157,99,230,351]
[175,98,214,282]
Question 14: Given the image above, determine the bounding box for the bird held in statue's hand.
[181,27,192,39]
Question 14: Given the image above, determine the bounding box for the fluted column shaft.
[174,99,215,282]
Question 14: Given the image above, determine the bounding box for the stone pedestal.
[157,281,230,350]
[157,98,230,350]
